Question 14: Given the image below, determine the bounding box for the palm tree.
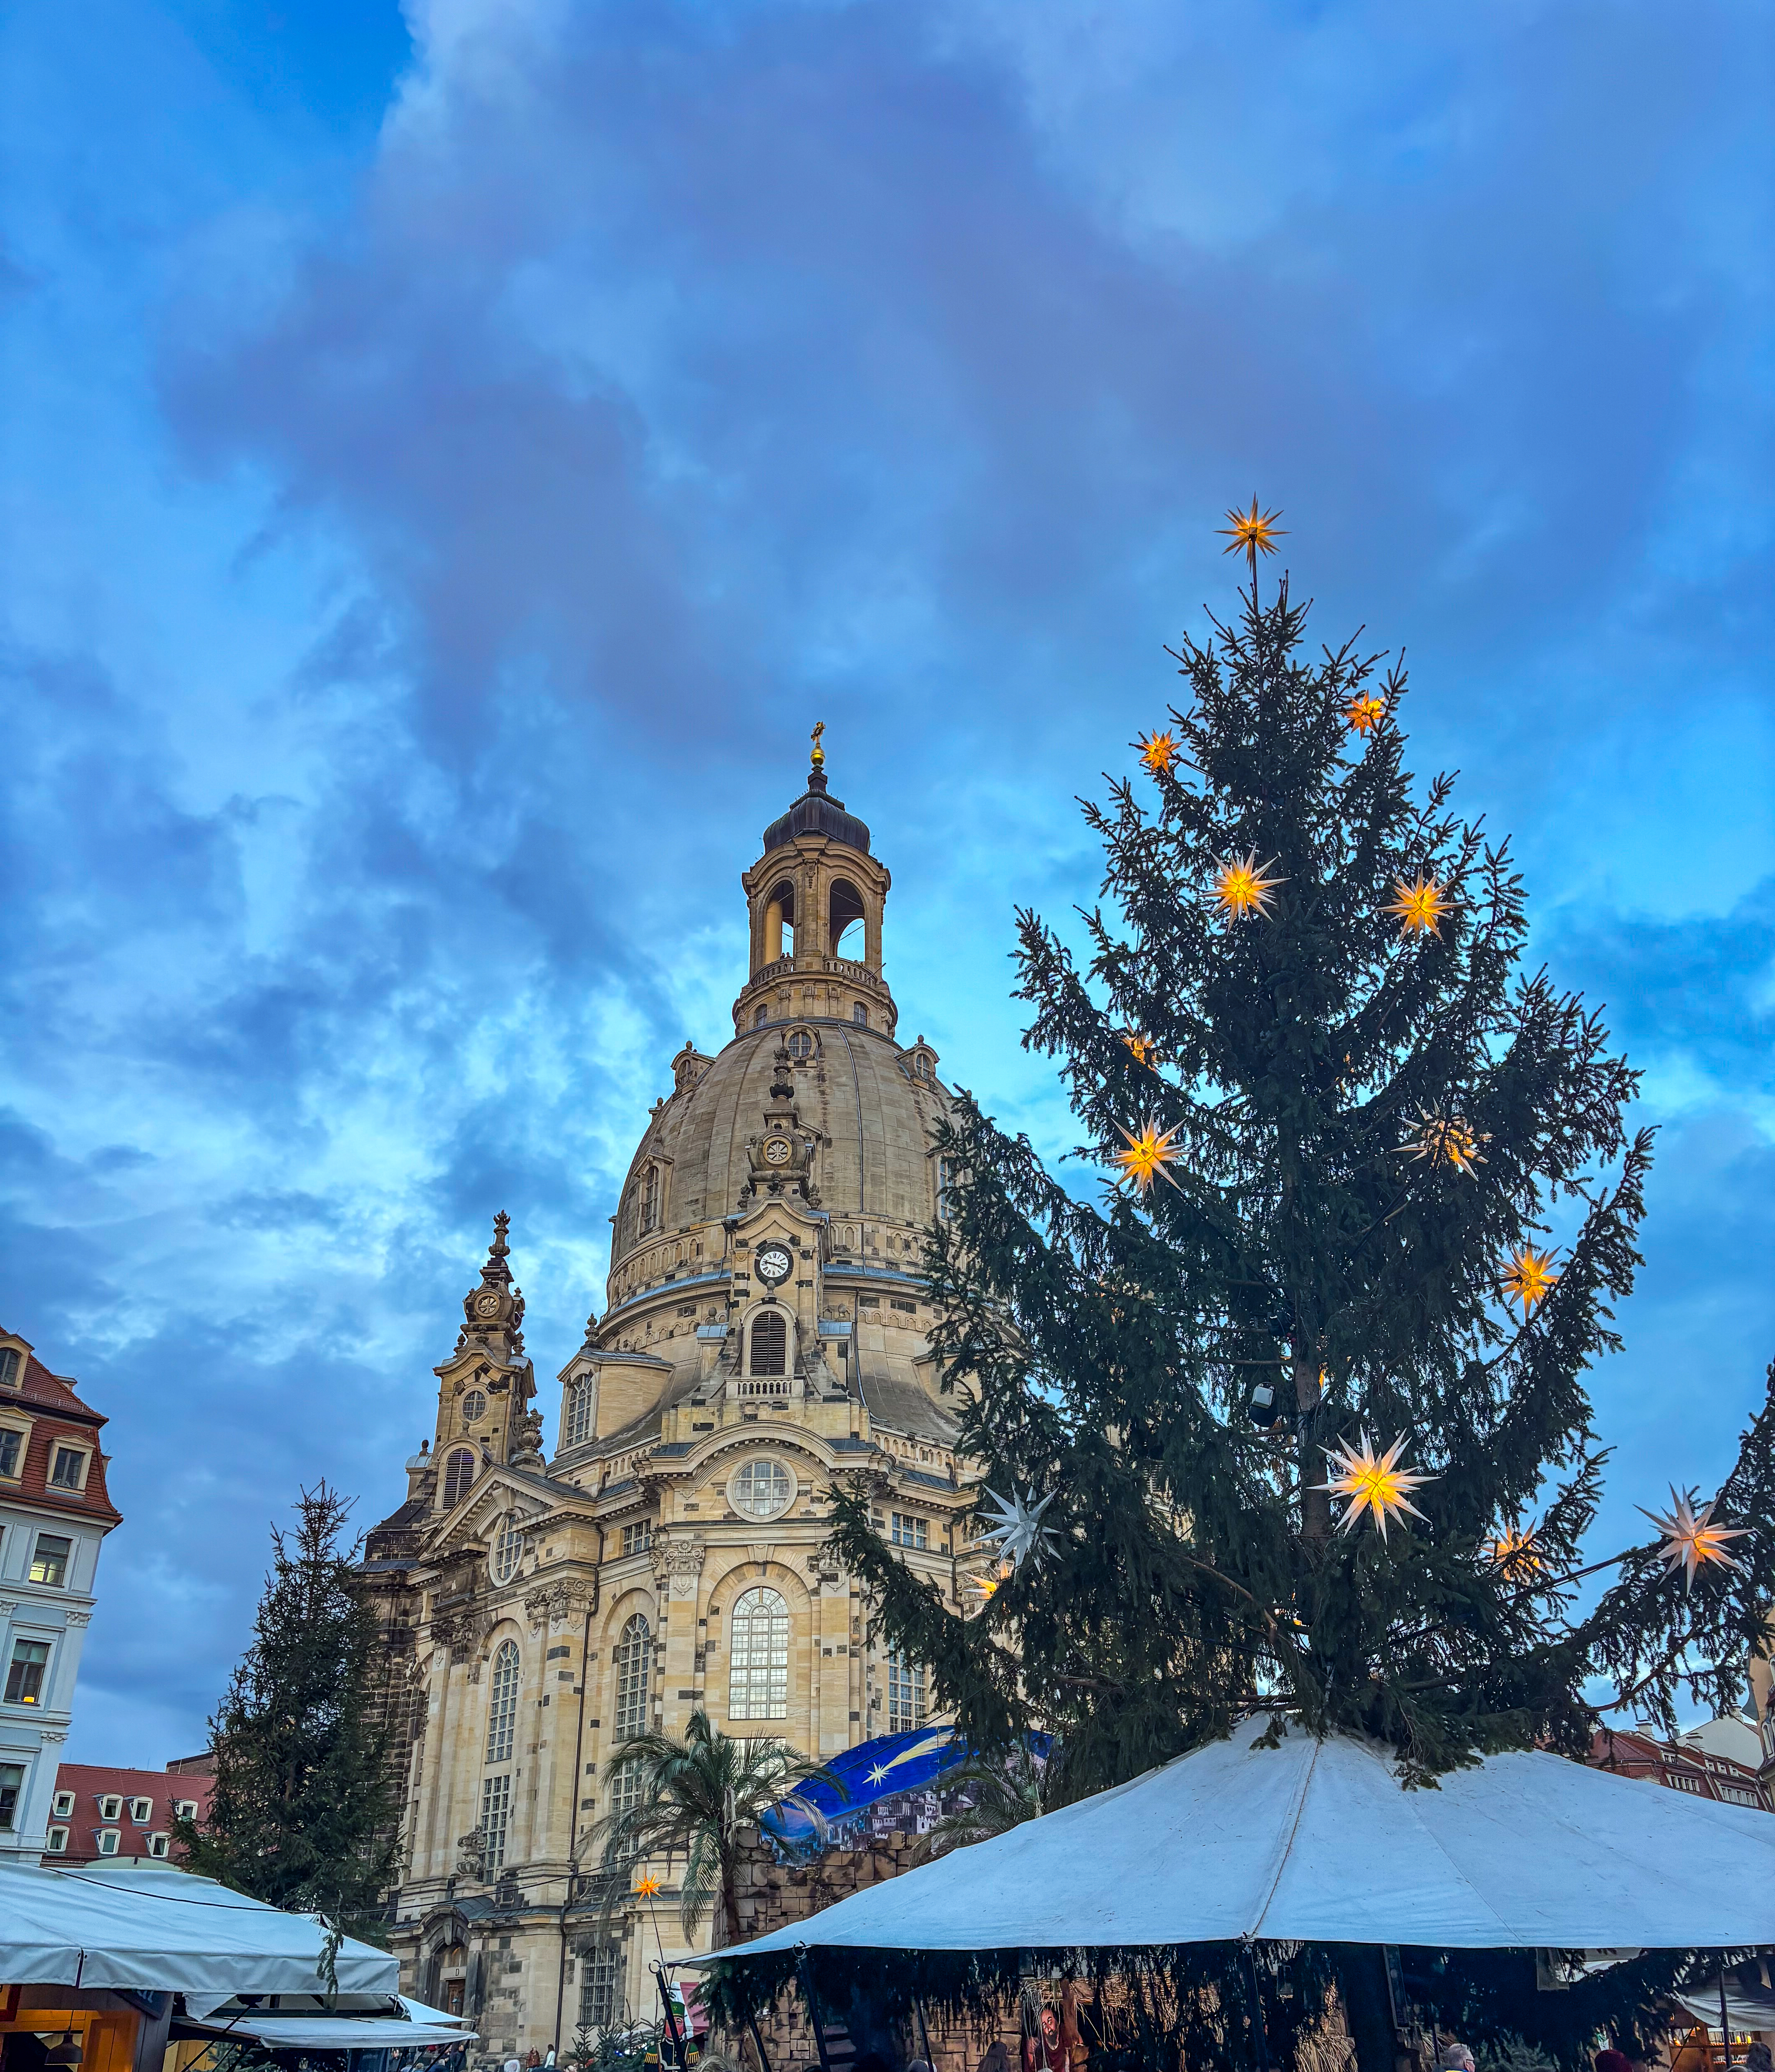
[919,1742,1050,1858]
[591,1709,842,1947]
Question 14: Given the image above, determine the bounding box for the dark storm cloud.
[1,0,1768,1758]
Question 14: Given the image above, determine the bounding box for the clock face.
[755,1243,794,1288]
[474,1291,501,1317]
[762,1135,793,1167]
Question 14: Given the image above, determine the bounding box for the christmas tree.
[178,1484,399,1942]
[820,520,1775,2063]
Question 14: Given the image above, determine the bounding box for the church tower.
[360,739,974,2059]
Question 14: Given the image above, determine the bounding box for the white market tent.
[0,1863,400,1998]
[191,2000,473,2049]
[722,1719,1775,1957]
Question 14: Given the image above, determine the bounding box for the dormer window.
[130,1796,154,1824]
[50,1446,88,1492]
[0,1349,19,1388]
[747,1311,787,1377]
[97,1793,122,1821]
[640,1163,660,1234]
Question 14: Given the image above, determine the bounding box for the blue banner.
[762,1725,971,1846]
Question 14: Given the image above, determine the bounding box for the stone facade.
[0,1327,121,1862]
[360,747,979,2061]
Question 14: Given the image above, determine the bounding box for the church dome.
[609,1019,950,1274]
[760,769,872,857]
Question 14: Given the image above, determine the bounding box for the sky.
[2,0,1771,1765]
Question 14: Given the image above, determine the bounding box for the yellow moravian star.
[1218,498,1286,580]
[1317,1430,1434,1540]
[1501,1247,1559,1316]
[1212,851,1285,921]
[1385,872,1451,936]
[1113,1116,1185,1193]
[1344,692,1386,736]
[1138,730,1180,777]
[1639,1488,1749,1592]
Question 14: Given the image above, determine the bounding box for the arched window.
[491,1514,524,1585]
[828,878,866,958]
[485,1639,520,1763]
[562,1377,594,1449]
[748,1311,787,1377]
[853,1003,868,1026]
[441,1448,476,1509]
[640,1164,660,1234]
[753,1006,768,1030]
[728,1587,789,1720]
[609,1615,653,1823]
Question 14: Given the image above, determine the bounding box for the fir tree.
[811,556,1775,2064]
[178,1484,399,1941]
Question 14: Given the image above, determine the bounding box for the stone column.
[653,1538,706,1738]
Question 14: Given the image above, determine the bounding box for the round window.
[786,1029,816,1062]
[730,1458,794,1520]
[462,1390,486,1426]
[490,1514,525,1584]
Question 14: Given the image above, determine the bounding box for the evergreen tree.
[178,1484,399,1941]
[815,550,1775,2063]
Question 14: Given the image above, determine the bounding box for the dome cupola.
[734,726,895,1040]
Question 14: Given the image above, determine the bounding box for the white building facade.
[0,1328,121,1860]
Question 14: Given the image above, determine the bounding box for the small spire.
[490,1210,510,1260]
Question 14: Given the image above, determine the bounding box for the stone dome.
[608,1018,950,1281]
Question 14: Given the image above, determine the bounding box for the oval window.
[462,1390,486,1426]
[490,1514,525,1584]
[729,1458,794,1520]
[786,1028,816,1062]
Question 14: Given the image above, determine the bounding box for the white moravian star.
[977,1485,1059,1570]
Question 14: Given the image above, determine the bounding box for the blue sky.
[2,0,1770,1764]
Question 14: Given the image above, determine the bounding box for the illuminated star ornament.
[1218,498,1286,583]
[1487,1521,1542,1577]
[1212,851,1286,921]
[1344,693,1386,737]
[1122,1031,1157,1068]
[966,1564,1010,1610]
[1138,730,1180,777]
[1385,872,1452,937]
[978,1486,1060,1571]
[1639,1488,1750,1593]
[1402,1107,1489,1174]
[1501,1247,1559,1317]
[1318,1431,1435,1540]
[633,1874,662,1898]
[1114,1116,1185,1193]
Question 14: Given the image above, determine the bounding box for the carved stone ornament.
[747,1542,773,1570]
[525,1579,595,1634]
[654,1535,706,1598]
[63,1609,92,1627]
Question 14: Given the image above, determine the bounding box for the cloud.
[0,0,1768,1756]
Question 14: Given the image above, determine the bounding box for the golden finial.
[810,720,825,769]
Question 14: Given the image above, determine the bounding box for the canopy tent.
[720,1719,1775,1958]
[0,1864,399,1997]
[185,2000,473,2049]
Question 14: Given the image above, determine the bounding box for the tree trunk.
[1296,1354,1331,1546]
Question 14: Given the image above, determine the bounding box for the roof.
[50,1765,213,1864]
[761,771,871,857]
[858,1371,959,1447]
[0,1337,122,1528]
[0,1862,397,1995]
[717,1716,1775,1960]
